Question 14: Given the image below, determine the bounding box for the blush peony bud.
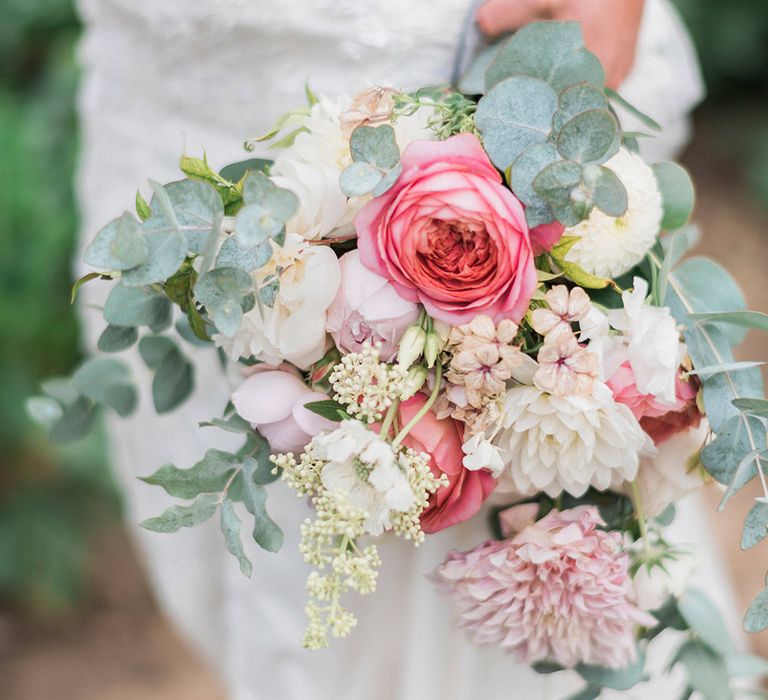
[401,365,428,400]
[423,331,443,368]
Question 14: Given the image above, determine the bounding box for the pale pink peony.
[326,249,420,361]
[232,369,338,454]
[356,133,536,325]
[432,506,654,669]
[607,361,701,444]
[397,393,496,534]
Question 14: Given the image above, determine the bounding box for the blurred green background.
[1,0,767,615]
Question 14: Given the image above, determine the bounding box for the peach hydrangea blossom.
[432,506,654,668]
[530,285,592,338]
[533,328,598,396]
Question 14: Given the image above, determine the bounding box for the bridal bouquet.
[29,21,768,697]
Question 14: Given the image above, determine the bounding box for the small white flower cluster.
[272,420,444,648]
[329,345,407,423]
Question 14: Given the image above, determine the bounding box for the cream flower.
[271,92,434,241]
[533,328,598,396]
[462,433,506,476]
[315,420,416,536]
[564,148,663,278]
[530,285,591,337]
[632,547,696,612]
[494,381,654,497]
[216,234,340,368]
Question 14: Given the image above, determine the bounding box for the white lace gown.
[75,2,733,698]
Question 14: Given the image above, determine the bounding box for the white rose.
[633,549,696,612]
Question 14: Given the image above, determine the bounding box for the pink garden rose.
[432,506,655,669]
[607,361,701,444]
[326,249,420,361]
[398,393,496,534]
[232,368,337,454]
[356,133,537,325]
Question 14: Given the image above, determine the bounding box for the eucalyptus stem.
[391,363,442,450]
[630,479,650,549]
[379,399,400,439]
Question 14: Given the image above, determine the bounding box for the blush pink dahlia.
[432,506,654,668]
[355,133,537,325]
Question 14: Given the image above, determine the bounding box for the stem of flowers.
[630,479,650,550]
[379,399,400,439]
[391,363,442,451]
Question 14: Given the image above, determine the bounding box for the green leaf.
[742,503,768,550]
[83,212,148,271]
[235,201,285,247]
[152,346,194,414]
[138,335,176,369]
[26,396,64,428]
[605,88,661,132]
[49,396,98,443]
[485,21,604,92]
[219,158,271,183]
[140,493,219,533]
[673,639,731,700]
[232,459,284,552]
[144,179,224,255]
[136,189,152,221]
[688,310,768,332]
[141,450,239,499]
[96,325,138,353]
[687,361,765,378]
[237,432,279,485]
[677,588,735,655]
[72,358,137,417]
[591,164,628,216]
[195,267,253,337]
[216,236,272,273]
[475,75,558,171]
[553,83,608,132]
[41,377,79,405]
[532,160,583,226]
[103,282,172,328]
[744,587,768,633]
[199,414,252,433]
[565,687,601,700]
[718,449,768,511]
[339,161,387,197]
[657,228,690,304]
[577,649,646,691]
[733,398,768,418]
[220,499,252,577]
[303,400,349,422]
[653,162,695,231]
[350,125,400,169]
[457,41,500,94]
[70,272,106,304]
[236,173,297,248]
[701,413,766,487]
[120,228,188,287]
[175,316,211,346]
[509,142,560,226]
[556,109,619,164]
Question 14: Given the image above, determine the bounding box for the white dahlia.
[565,148,663,278]
[494,381,653,497]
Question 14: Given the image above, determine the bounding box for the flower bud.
[401,365,428,400]
[423,331,444,368]
[397,324,427,367]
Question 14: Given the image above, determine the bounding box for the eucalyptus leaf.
[26,396,64,428]
[138,335,176,369]
[725,653,768,677]
[742,502,768,549]
[605,88,661,132]
[121,229,188,287]
[485,21,604,92]
[687,361,765,378]
[340,161,385,197]
[653,162,695,232]
[556,109,619,165]
[677,588,735,655]
[72,357,137,416]
[49,395,97,443]
[744,587,768,633]
[41,377,79,405]
[216,236,272,272]
[591,165,628,216]
[140,449,239,499]
[259,279,280,308]
[219,158,271,183]
[475,75,558,171]
[688,310,768,332]
[565,687,601,700]
[83,212,148,271]
[718,449,768,511]
[97,324,138,353]
[214,299,244,337]
[199,414,252,434]
[220,499,253,577]
[233,460,284,552]
[104,282,172,328]
[701,413,766,487]
[733,398,768,418]
[195,267,253,314]
[532,160,584,226]
[236,201,285,248]
[350,124,400,169]
[674,639,731,700]
[553,83,608,132]
[140,493,219,533]
[576,649,646,690]
[152,346,194,414]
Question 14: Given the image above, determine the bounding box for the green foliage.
[339,125,402,197]
[235,171,297,248]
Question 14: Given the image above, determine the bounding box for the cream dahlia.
[433,506,655,668]
[564,148,663,278]
[494,381,653,497]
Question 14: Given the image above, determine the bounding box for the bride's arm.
[476,0,645,89]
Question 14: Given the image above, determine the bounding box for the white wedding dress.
[75,1,734,698]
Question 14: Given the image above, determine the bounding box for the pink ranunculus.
[231,369,338,454]
[326,249,420,361]
[607,361,701,444]
[356,133,537,325]
[397,393,496,534]
[432,506,655,669]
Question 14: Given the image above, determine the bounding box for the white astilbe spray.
[272,420,444,649]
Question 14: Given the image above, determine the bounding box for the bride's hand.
[476,0,645,89]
